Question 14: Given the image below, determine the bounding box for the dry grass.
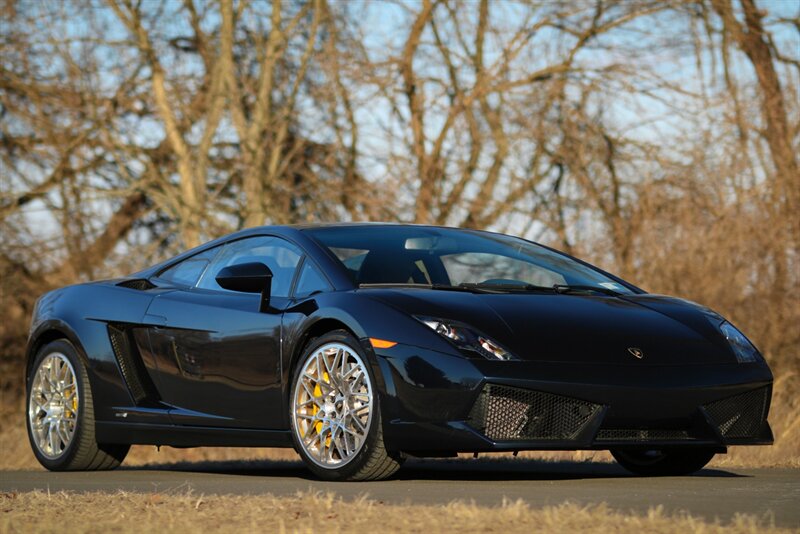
[0,490,792,534]
[2,371,797,471]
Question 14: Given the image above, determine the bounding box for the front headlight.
[720,321,761,363]
[415,316,515,360]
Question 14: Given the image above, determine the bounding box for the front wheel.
[26,339,129,471]
[611,448,716,476]
[289,330,402,481]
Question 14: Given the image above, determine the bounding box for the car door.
[144,235,302,429]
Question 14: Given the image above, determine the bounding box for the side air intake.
[116,279,157,291]
[468,384,602,441]
[107,323,159,405]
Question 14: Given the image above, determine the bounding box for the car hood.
[360,289,735,365]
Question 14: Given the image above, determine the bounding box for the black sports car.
[25,224,773,480]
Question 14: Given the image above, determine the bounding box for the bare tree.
[1,0,798,387]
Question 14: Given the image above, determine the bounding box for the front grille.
[468,384,602,441]
[595,429,693,442]
[703,386,770,439]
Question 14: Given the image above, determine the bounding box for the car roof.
[289,222,460,230]
[128,223,486,282]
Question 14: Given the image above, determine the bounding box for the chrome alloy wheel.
[292,342,373,468]
[28,353,79,459]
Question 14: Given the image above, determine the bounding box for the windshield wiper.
[552,284,621,296]
[357,283,493,294]
[458,282,553,293]
[358,282,622,297]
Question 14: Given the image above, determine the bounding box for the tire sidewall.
[25,339,88,470]
[289,330,383,481]
[611,448,716,476]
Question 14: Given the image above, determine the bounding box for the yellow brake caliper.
[65,385,77,415]
[312,372,332,447]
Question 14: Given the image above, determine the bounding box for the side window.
[158,247,220,287]
[294,259,331,298]
[196,236,302,297]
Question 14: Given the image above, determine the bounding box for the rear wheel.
[611,448,716,476]
[26,339,129,471]
[289,330,402,481]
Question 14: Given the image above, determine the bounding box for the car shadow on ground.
[122,457,745,481]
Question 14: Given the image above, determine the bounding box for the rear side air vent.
[107,323,159,405]
[116,279,157,291]
[468,384,602,441]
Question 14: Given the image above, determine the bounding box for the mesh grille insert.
[468,384,602,441]
[703,386,769,439]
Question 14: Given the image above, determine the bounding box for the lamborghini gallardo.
[25,224,773,480]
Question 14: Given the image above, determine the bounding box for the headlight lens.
[416,316,514,360]
[720,321,761,363]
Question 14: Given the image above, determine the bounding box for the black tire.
[289,330,403,481]
[26,339,129,471]
[611,448,716,476]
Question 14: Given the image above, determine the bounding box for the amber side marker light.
[369,338,397,349]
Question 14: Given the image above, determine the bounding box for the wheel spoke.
[296,398,317,409]
[317,431,327,462]
[331,349,343,385]
[301,377,317,398]
[322,349,333,376]
[32,394,47,411]
[303,421,317,442]
[315,353,325,383]
[56,420,71,446]
[342,364,359,381]
[48,423,59,454]
[349,413,367,433]
[48,359,57,387]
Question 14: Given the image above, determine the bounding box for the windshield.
[304,226,635,294]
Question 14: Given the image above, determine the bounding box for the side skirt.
[96,421,294,448]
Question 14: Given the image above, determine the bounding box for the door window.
[197,236,302,297]
[158,247,220,287]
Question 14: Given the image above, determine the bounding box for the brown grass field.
[0,490,794,534]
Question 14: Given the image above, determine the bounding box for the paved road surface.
[2,460,798,527]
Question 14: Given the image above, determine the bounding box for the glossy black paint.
[25,224,774,454]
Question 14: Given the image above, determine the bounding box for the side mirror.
[215,262,273,312]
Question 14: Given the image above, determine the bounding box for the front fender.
[25,283,158,421]
[279,290,470,432]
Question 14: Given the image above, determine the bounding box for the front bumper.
[373,344,774,453]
